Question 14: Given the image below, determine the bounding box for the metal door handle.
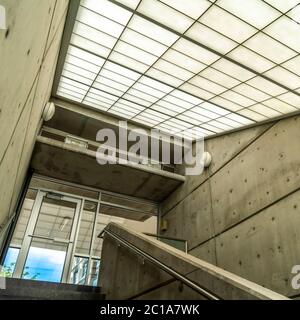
[28,234,73,244]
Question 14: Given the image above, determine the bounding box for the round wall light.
[42,102,55,121]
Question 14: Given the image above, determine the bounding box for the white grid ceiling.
[56,0,300,140]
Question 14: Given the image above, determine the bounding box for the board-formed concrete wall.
[161,114,300,298]
[0,1,69,232]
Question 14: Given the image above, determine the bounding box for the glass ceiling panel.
[55,0,300,139]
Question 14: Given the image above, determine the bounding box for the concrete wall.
[101,223,287,300]
[161,114,300,298]
[0,1,69,234]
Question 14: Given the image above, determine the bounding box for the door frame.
[13,190,82,283]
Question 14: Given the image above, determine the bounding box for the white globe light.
[42,102,55,121]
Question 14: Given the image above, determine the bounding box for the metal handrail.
[101,228,220,300]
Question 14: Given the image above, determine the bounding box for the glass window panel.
[263,98,297,113]
[210,96,242,112]
[180,83,214,100]
[73,21,116,49]
[282,55,300,77]
[58,91,82,102]
[115,41,158,65]
[238,108,267,121]
[227,46,275,73]
[118,98,146,111]
[83,97,110,111]
[226,113,254,125]
[139,76,173,93]
[114,0,140,10]
[59,82,87,96]
[68,45,105,66]
[264,67,300,89]
[138,0,194,33]
[177,114,204,125]
[64,62,96,80]
[287,4,300,23]
[121,29,167,56]
[201,102,229,115]
[189,76,227,95]
[154,60,194,81]
[160,0,211,19]
[58,87,85,99]
[134,115,160,125]
[182,110,210,122]
[115,101,145,113]
[172,38,219,65]
[265,16,300,53]
[233,83,271,102]
[123,93,152,107]
[157,100,186,113]
[77,6,124,38]
[277,92,300,107]
[186,22,237,54]
[81,0,132,25]
[244,33,297,64]
[94,78,127,94]
[109,108,134,118]
[2,247,20,277]
[112,105,139,116]
[162,49,206,73]
[70,256,89,285]
[200,68,240,89]
[10,189,37,247]
[110,51,149,73]
[88,259,100,286]
[208,120,233,130]
[217,0,280,29]
[200,123,221,133]
[128,15,179,46]
[22,239,68,283]
[212,59,255,81]
[199,6,256,42]
[90,87,118,102]
[163,95,193,109]
[141,109,170,121]
[249,104,282,117]
[147,68,184,87]
[151,105,178,116]
[246,76,287,95]
[100,69,136,87]
[192,106,219,119]
[71,34,111,58]
[60,77,90,91]
[171,90,203,105]
[86,93,114,106]
[127,88,158,103]
[264,0,300,13]
[65,54,101,73]
[75,201,97,255]
[221,91,256,107]
[93,83,123,97]
[132,82,166,99]
[104,61,140,80]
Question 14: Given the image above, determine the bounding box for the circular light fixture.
[42,102,55,121]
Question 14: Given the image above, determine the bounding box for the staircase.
[0,278,105,300]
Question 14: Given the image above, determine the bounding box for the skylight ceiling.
[54,0,300,140]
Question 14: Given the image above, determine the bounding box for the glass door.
[13,191,81,283]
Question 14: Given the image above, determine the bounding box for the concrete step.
[0,278,105,300]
